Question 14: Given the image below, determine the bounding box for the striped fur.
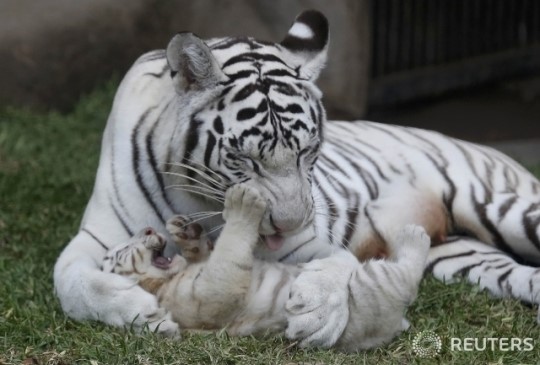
[103,185,430,351]
[54,10,540,348]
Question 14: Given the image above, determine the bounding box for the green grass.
[1,82,539,365]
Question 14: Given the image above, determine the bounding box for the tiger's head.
[167,11,328,248]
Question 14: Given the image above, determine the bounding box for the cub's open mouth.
[151,246,173,269]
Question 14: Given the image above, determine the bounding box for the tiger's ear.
[280,10,329,81]
[166,32,227,93]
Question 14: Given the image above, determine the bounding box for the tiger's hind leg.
[166,215,213,263]
[353,189,449,261]
[426,237,540,324]
[482,193,540,262]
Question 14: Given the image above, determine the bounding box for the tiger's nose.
[270,214,303,234]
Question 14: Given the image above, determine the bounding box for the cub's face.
[102,228,186,290]
[168,11,329,241]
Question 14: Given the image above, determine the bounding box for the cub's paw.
[166,215,212,262]
[143,307,181,338]
[397,224,430,251]
[223,184,267,224]
[285,251,357,348]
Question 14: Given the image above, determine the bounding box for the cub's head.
[167,10,328,244]
[102,228,186,293]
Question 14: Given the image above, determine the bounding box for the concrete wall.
[0,0,370,118]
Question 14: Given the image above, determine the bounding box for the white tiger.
[102,184,430,351]
[54,10,540,349]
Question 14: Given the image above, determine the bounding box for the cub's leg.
[166,215,213,263]
[193,184,267,317]
[427,237,540,324]
[286,188,446,349]
[337,225,431,351]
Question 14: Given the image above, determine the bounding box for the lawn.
[1,81,539,365]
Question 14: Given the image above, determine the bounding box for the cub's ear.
[281,10,329,81]
[166,32,227,93]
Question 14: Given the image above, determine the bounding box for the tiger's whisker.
[163,173,225,197]
[206,224,225,237]
[166,186,225,203]
[166,183,224,197]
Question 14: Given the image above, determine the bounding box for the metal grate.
[369,0,540,105]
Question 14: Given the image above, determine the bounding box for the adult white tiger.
[54,10,540,348]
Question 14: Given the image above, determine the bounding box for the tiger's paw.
[166,215,212,263]
[223,184,267,226]
[285,250,358,348]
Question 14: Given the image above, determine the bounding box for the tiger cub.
[102,184,431,351]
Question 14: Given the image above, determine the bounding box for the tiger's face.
[167,11,329,246]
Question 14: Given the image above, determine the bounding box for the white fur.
[104,186,430,351]
[288,22,314,39]
[54,27,540,348]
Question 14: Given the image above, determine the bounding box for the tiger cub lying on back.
[102,184,430,351]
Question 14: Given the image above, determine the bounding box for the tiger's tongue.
[264,234,284,251]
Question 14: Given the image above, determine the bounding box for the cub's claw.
[167,215,212,262]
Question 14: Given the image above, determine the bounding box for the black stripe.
[131,107,166,223]
[497,268,514,289]
[213,116,224,134]
[424,250,476,274]
[146,104,174,212]
[110,195,134,236]
[330,136,390,183]
[264,69,297,78]
[498,195,518,220]
[454,260,486,277]
[232,84,257,102]
[342,194,360,247]
[204,131,216,167]
[182,117,204,179]
[523,202,540,250]
[223,70,257,83]
[423,152,457,225]
[143,64,169,78]
[470,185,517,256]
[313,173,337,245]
[237,108,257,121]
[211,37,269,51]
[82,228,109,250]
[110,140,134,225]
[222,53,290,69]
[278,235,316,262]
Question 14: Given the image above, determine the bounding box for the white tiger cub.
[102,184,431,351]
